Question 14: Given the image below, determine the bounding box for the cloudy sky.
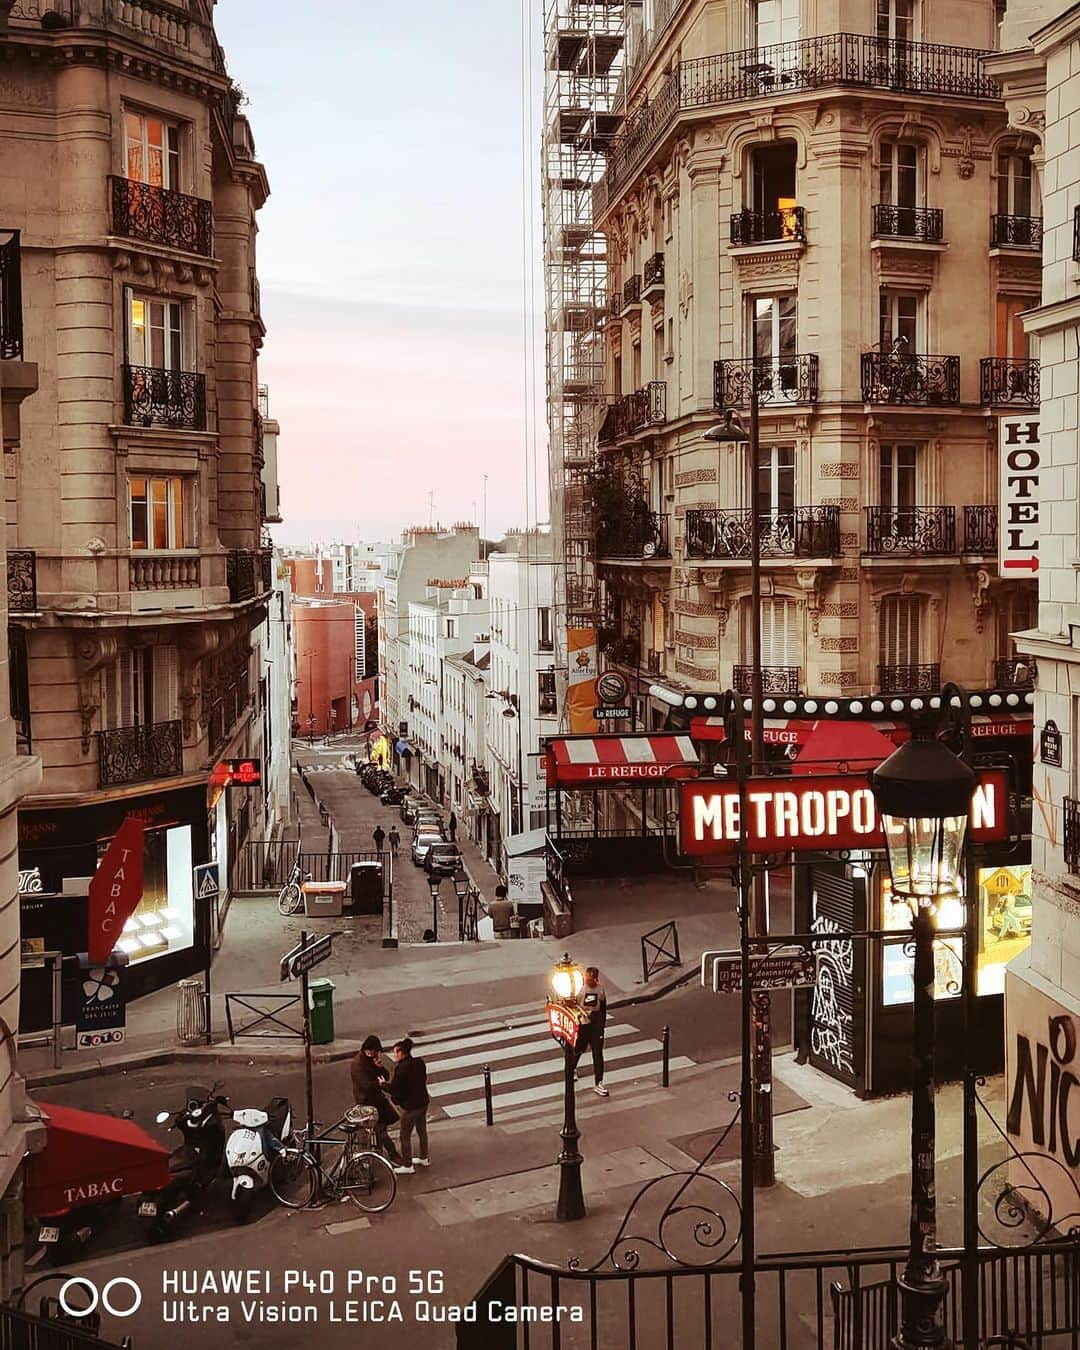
[214,0,546,546]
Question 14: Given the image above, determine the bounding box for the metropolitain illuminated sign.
[678,769,1010,857]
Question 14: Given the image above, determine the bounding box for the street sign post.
[194,862,220,1047]
[280,933,334,983]
[193,862,220,900]
[701,946,817,995]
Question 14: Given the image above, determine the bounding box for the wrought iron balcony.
[0,231,23,360]
[123,365,207,430]
[993,656,1036,690]
[260,547,274,592]
[98,719,183,787]
[684,506,840,560]
[642,252,665,297]
[871,203,943,242]
[1074,206,1080,263]
[110,175,213,258]
[227,549,263,603]
[980,357,1039,408]
[865,505,956,556]
[606,292,622,321]
[1065,796,1080,873]
[963,505,996,554]
[733,665,800,695]
[597,512,670,560]
[621,274,641,312]
[730,207,805,246]
[860,352,960,405]
[7,549,36,613]
[713,355,819,407]
[598,382,666,444]
[878,664,941,695]
[991,213,1042,249]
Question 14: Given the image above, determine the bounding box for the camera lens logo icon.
[59,1277,141,1318]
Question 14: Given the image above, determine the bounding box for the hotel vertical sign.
[999,416,1041,577]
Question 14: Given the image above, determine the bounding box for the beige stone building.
[573,0,1040,730]
[2,0,276,1024]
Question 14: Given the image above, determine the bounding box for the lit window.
[130,476,188,550]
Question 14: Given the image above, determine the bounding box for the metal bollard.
[483,1065,494,1126]
[661,1025,670,1088]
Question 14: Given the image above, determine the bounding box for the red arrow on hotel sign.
[87,816,145,964]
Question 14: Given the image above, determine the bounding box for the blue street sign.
[194,862,220,900]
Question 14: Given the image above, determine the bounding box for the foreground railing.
[714,355,819,407]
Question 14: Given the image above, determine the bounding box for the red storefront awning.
[690,716,813,748]
[692,712,1033,752]
[27,1101,171,1216]
[546,734,699,785]
[793,719,900,774]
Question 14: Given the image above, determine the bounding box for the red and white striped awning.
[545,734,699,786]
[691,712,1033,751]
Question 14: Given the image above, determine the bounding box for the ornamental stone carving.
[820,462,859,479]
[820,670,859,687]
[675,467,716,486]
[820,636,859,652]
[821,602,859,618]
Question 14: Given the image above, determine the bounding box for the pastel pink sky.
[214,0,547,547]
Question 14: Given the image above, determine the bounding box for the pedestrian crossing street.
[388,1003,697,1127]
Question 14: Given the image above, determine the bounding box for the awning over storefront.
[793,719,899,774]
[690,716,812,748]
[545,734,699,785]
[27,1101,171,1216]
[691,712,1033,753]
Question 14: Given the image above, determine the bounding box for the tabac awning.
[27,1101,171,1216]
[545,733,699,786]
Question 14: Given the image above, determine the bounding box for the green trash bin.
[308,977,336,1045]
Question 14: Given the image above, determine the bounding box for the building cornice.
[1022,293,1080,335]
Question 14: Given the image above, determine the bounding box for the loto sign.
[87,817,145,964]
[999,416,1040,576]
[679,769,1010,857]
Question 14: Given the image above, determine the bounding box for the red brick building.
[289,570,379,737]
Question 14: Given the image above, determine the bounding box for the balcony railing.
[123,365,207,430]
[991,213,1042,249]
[1064,796,1080,873]
[980,357,1039,407]
[227,550,257,603]
[621,274,641,311]
[730,207,805,246]
[684,506,840,560]
[733,664,800,695]
[878,663,941,694]
[871,203,943,242]
[642,252,665,295]
[713,355,819,407]
[597,513,670,560]
[0,231,23,360]
[109,175,213,258]
[598,34,1000,207]
[865,505,956,556]
[7,549,36,613]
[963,504,996,554]
[993,656,1036,690]
[1073,206,1080,263]
[129,553,200,591]
[860,352,960,405]
[98,719,183,787]
[598,382,666,444]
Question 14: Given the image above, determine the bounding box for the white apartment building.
[252,553,293,841]
[443,639,490,847]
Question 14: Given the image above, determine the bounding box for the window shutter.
[880,596,921,666]
[153,645,178,723]
[758,598,799,666]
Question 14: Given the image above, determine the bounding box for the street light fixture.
[426,874,441,943]
[869,724,975,1350]
[547,952,586,1221]
[486,688,526,844]
[452,870,469,941]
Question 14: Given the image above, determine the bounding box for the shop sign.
[596,671,629,705]
[211,758,263,790]
[594,706,631,721]
[87,817,145,963]
[17,867,42,894]
[999,416,1041,575]
[1041,720,1062,767]
[75,966,126,1050]
[546,1000,581,1050]
[703,946,817,994]
[679,769,1010,857]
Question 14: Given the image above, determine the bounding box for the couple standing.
[350,1036,430,1174]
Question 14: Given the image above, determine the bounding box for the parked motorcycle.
[139,1085,229,1243]
[224,1096,292,1222]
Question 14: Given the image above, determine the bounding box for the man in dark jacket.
[389,1038,430,1174]
[372,825,386,854]
[350,1035,401,1162]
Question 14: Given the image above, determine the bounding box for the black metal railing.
[599,34,1000,206]
[1065,796,1080,872]
[1073,205,1080,262]
[684,506,840,560]
[714,355,819,407]
[227,549,257,602]
[730,206,805,246]
[0,1303,130,1350]
[621,274,641,309]
[0,230,23,360]
[597,512,670,560]
[642,251,665,290]
[607,291,622,320]
[865,505,956,555]
[598,381,666,443]
[110,174,213,257]
[980,357,1040,407]
[260,546,274,592]
[878,663,941,694]
[991,213,1042,249]
[98,718,182,787]
[871,203,944,242]
[123,364,207,430]
[993,656,1036,689]
[7,548,36,612]
[861,352,960,405]
[963,504,997,553]
[733,664,800,695]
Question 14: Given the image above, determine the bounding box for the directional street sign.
[280,933,334,982]
[701,946,817,995]
[193,862,220,901]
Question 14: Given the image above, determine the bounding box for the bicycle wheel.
[278,881,302,917]
[269,1149,318,1208]
[341,1151,396,1213]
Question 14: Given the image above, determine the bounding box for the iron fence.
[964,505,998,553]
[865,505,956,556]
[1073,205,1080,263]
[714,355,819,407]
[0,1301,131,1348]
[235,839,384,891]
[122,364,207,430]
[0,229,23,360]
[991,213,1042,249]
[980,358,1040,408]
[861,352,961,405]
[598,382,666,443]
[733,664,800,695]
[684,506,840,560]
[871,203,944,242]
[227,549,257,602]
[993,656,1036,690]
[224,992,303,1042]
[643,251,665,291]
[110,174,213,257]
[97,719,182,787]
[622,274,641,309]
[7,548,37,612]
[878,663,942,694]
[597,512,670,560]
[730,206,806,245]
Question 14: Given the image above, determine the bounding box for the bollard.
[662,1025,670,1088]
[483,1065,494,1126]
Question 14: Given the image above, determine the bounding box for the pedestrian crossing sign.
[193,862,220,900]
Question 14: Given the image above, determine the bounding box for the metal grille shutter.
[808,865,860,1088]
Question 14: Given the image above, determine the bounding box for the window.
[103,645,178,728]
[756,445,796,518]
[750,143,798,230]
[753,0,798,50]
[879,140,920,210]
[879,290,920,351]
[653,324,664,378]
[879,443,918,510]
[995,294,1037,360]
[538,606,553,651]
[745,597,799,666]
[996,589,1037,655]
[446,618,457,638]
[632,340,642,388]
[129,476,188,550]
[879,594,922,667]
[538,670,557,716]
[997,152,1037,218]
[613,351,623,394]
[124,110,181,189]
[752,295,797,362]
[126,291,190,371]
[876,0,916,42]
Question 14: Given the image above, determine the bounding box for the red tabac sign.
[547,1001,580,1050]
[678,769,1010,858]
[210,758,263,790]
[87,816,145,963]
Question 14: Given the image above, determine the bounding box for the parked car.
[400,797,422,825]
[424,843,463,878]
[413,815,444,837]
[411,831,445,867]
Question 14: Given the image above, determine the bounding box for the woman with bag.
[349,1034,402,1163]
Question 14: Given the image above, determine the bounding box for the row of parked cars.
[358,761,463,878]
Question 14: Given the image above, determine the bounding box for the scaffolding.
[543,0,627,721]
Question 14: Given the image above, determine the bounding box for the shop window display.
[100,824,195,965]
[880,873,963,1006]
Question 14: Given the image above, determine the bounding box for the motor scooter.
[224,1096,291,1222]
[138,1085,228,1243]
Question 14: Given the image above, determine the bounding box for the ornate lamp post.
[869,725,975,1350]
[548,953,587,1221]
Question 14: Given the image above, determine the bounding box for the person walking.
[349,1035,402,1162]
[388,826,401,857]
[388,1038,430,1175]
[448,810,458,843]
[488,884,513,939]
[372,825,386,854]
[575,966,609,1096]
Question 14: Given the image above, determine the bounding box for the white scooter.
[225,1096,291,1222]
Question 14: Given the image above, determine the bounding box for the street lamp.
[486,689,526,843]
[547,953,586,1221]
[426,874,441,943]
[452,870,469,941]
[869,724,975,1350]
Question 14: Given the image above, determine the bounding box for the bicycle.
[277,852,310,917]
[268,1106,397,1213]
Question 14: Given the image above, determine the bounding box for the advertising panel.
[565,627,599,734]
[998,414,1041,577]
